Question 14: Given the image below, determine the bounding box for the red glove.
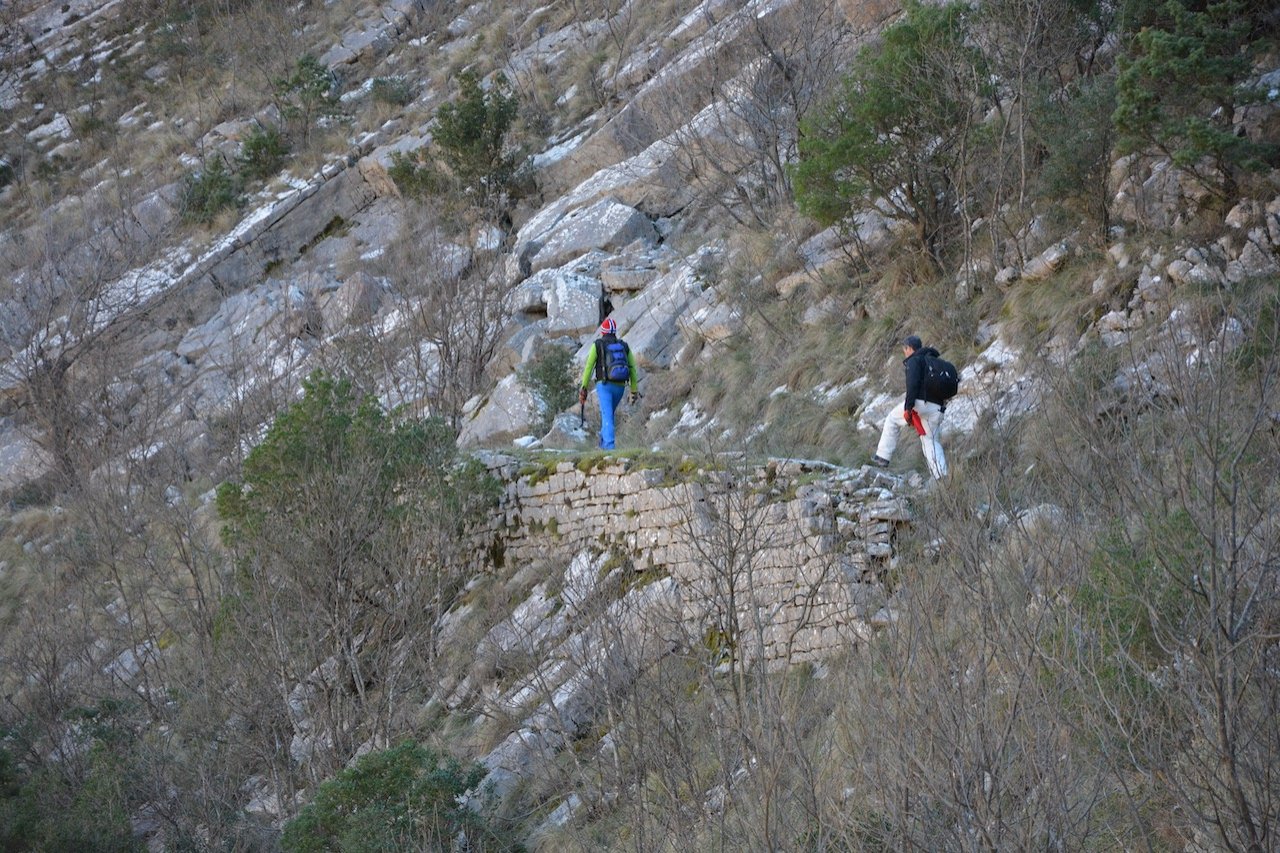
[907,410,926,436]
[903,409,913,423]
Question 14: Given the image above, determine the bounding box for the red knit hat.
[600,318,617,335]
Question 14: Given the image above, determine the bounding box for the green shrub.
[0,704,144,852]
[280,741,518,852]
[519,343,579,434]
[179,155,239,224]
[1032,74,1117,235]
[35,154,69,181]
[432,72,518,183]
[792,1,987,266]
[388,148,444,199]
[236,123,289,182]
[371,76,415,106]
[1113,0,1279,200]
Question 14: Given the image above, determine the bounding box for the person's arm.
[626,347,639,393]
[903,357,922,411]
[580,342,598,389]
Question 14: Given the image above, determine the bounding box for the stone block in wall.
[860,498,911,522]
[856,520,892,539]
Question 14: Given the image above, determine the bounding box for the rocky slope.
[1,0,1279,848]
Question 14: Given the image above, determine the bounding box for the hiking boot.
[872,455,891,468]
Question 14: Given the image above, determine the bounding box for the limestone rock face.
[679,294,741,344]
[526,198,658,277]
[0,430,50,494]
[543,265,609,335]
[593,253,714,369]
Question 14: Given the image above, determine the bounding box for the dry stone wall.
[475,454,912,667]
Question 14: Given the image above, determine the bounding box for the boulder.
[458,374,539,447]
[679,294,740,343]
[1234,237,1280,280]
[801,296,840,326]
[1021,241,1070,281]
[539,412,592,450]
[798,226,844,269]
[545,266,608,335]
[601,264,660,293]
[1267,197,1280,246]
[774,270,810,299]
[1128,263,1169,317]
[994,266,1020,288]
[489,320,551,380]
[321,271,384,330]
[0,427,51,494]
[508,278,549,319]
[1108,242,1132,269]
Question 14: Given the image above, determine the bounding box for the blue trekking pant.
[595,381,626,449]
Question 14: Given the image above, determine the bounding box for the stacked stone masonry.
[475,455,911,667]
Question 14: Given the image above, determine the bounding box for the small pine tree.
[274,54,343,146]
[180,155,239,224]
[236,123,289,182]
[519,343,579,434]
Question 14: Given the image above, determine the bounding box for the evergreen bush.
[274,54,343,146]
[179,155,239,224]
[1114,0,1280,200]
[280,741,517,852]
[371,76,414,107]
[236,123,289,182]
[519,343,578,434]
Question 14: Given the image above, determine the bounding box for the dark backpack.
[595,337,631,383]
[923,354,959,404]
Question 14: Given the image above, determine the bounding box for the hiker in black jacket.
[873,335,949,479]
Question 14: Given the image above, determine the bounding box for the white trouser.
[876,399,948,479]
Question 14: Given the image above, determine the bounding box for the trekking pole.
[579,399,586,429]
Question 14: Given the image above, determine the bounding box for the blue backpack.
[596,337,631,383]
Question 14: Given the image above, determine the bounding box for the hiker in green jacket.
[578,318,638,450]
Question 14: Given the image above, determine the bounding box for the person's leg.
[875,406,902,463]
[916,401,948,479]
[596,382,625,449]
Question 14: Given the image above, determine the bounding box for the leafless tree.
[1039,287,1280,851]
[0,178,177,493]
[371,213,516,427]
[665,0,855,227]
[970,0,1113,262]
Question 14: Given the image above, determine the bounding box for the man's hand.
[629,390,638,405]
[903,409,913,423]
[579,388,588,405]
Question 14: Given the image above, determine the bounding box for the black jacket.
[903,346,941,410]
